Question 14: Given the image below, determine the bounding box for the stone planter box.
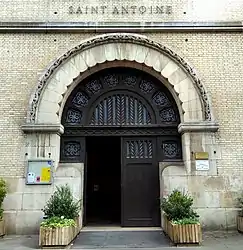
[237,216,243,233]
[39,218,80,247]
[163,214,202,244]
[0,219,5,237]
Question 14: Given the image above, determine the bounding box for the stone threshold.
[81,226,162,232]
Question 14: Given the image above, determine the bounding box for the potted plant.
[237,195,243,233]
[0,178,7,236]
[39,184,81,247]
[161,189,202,244]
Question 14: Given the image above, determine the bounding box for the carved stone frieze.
[63,127,179,136]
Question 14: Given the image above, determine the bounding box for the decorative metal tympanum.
[61,67,181,162]
[62,68,178,126]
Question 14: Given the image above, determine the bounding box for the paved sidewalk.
[0,231,242,250]
[199,231,243,249]
[0,235,39,250]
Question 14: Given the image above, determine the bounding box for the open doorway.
[85,136,121,226]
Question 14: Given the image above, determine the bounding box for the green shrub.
[161,189,199,223]
[40,216,76,228]
[0,178,7,219]
[172,217,200,225]
[42,184,80,220]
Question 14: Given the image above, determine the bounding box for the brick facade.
[0,0,243,234]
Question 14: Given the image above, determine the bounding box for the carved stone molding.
[28,33,212,123]
[21,124,64,135]
[0,21,242,33]
[178,122,219,134]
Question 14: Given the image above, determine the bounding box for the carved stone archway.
[22,33,219,166]
[25,33,216,125]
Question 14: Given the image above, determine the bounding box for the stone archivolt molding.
[27,33,214,126]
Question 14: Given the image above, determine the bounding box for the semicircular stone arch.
[30,33,213,125]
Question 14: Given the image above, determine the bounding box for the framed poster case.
[26,159,53,185]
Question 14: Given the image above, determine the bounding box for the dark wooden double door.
[85,136,160,227]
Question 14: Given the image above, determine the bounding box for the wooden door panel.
[121,137,160,227]
[123,163,159,226]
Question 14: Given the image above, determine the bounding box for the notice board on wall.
[26,159,53,185]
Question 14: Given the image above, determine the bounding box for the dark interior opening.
[85,136,121,226]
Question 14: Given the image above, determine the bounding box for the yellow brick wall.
[149,32,243,175]
[0,32,243,177]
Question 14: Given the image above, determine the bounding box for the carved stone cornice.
[0,21,242,32]
[178,122,219,134]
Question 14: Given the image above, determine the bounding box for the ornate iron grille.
[63,141,81,157]
[162,140,181,159]
[62,68,180,126]
[159,108,177,122]
[126,140,153,159]
[90,94,152,126]
[66,109,82,124]
[72,92,89,108]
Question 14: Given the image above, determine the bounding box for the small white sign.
[196,160,210,171]
[27,172,35,183]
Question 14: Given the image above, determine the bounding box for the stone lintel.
[178,122,219,134]
[21,123,64,135]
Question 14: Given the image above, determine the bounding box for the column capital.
[178,122,219,134]
[21,123,64,135]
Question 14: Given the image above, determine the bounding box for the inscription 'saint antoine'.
[69,5,173,15]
